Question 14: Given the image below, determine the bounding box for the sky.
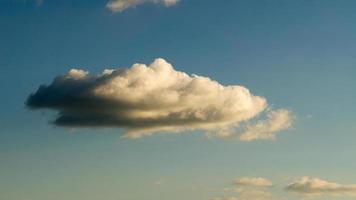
[1,0,356,200]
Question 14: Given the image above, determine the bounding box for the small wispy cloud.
[234,177,273,187]
[286,176,356,196]
[106,0,179,12]
[214,109,293,142]
[238,109,293,141]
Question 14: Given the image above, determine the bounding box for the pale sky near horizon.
[1,0,356,200]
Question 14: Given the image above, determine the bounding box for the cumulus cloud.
[106,0,179,12]
[286,177,356,196]
[234,177,272,187]
[26,58,292,139]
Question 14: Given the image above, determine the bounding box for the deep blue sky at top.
[1,1,356,200]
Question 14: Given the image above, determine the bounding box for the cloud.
[234,177,272,187]
[286,177,356,196]
[213,177,283,200]
[106,0,179,12]
[26,58,292,139]
[213,109,293,141]
[238,109,293,141]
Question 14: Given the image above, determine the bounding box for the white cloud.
[238,109,293,141]
[213,109,293,141]
[27,58,292,139]
[234,177,273,187]
[212,177,285,200]
[106,0,179,12]
[286,177,356,196]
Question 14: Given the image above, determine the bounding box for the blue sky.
[1,0,356,200]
